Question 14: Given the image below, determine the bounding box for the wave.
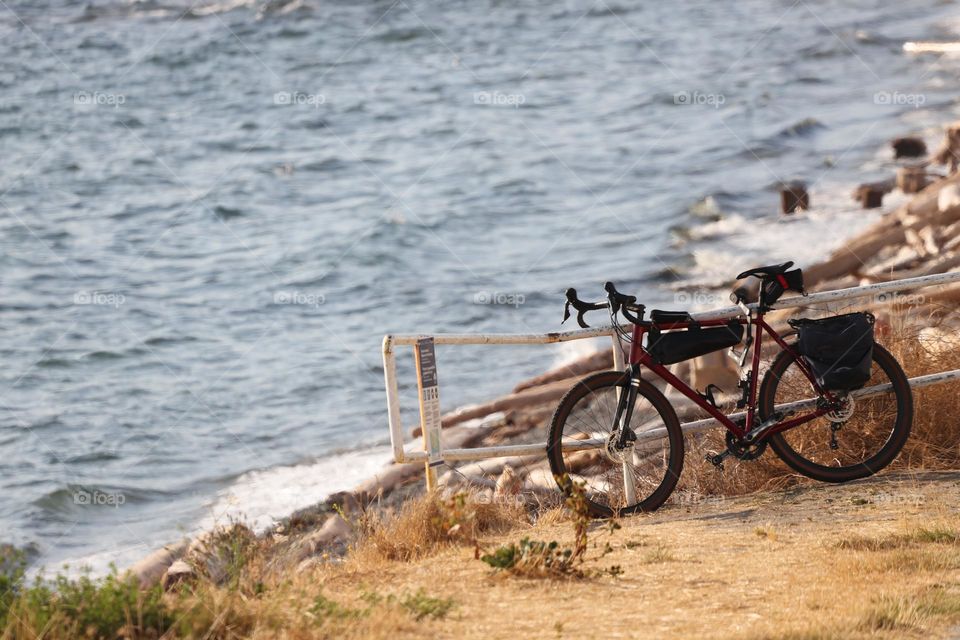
[374,26,433,43]
[33,484,172,515]
[196,447,392,533]
[213,205,245,219]
[777,117,827,138]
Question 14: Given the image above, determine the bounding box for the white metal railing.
[382,271,960,486]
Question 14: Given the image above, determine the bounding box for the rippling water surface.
[1,0,959,571]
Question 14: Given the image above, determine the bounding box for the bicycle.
[546,261,913,517]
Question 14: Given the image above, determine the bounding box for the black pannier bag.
[647,321,744,366]
[792,312,875,391]
[761,268,805,307]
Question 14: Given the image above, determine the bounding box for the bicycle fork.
[611,372,640,505]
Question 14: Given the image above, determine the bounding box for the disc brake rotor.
[604,430,634,464]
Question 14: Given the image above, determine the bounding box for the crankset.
[725,431,767,461]
[706,430,768,470]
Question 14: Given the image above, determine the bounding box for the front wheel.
[759,342,912,483]
[547,370,684,517]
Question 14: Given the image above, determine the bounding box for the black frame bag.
[792,312,875,391]
[647,321,744,366]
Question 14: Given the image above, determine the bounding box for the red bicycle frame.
[627,311,835,440]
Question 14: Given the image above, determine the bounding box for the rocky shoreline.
[128,120,960,590]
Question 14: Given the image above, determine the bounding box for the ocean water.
[1,0,959,573]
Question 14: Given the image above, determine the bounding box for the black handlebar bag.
[793,312,875,391]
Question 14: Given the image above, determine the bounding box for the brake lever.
[562,288,593,328]
[603,281,621,315]
[562,301,591,328]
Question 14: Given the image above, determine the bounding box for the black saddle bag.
[761,268,805,307]
[793,312,875,391]
[647,321,744,366]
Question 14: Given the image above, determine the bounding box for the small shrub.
[311,593,367,622]
[2,566,172,639]
[754,526,777,541]
[0,547,26,628]
[479,476,596,579]
[480,537,583,577]
[640,543,675,565]
[357,490,523,562]
[400,589,455,621]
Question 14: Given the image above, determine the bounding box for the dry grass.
[352,489,528,563]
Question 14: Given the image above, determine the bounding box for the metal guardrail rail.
[382,271,960,487]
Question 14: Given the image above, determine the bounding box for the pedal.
[705,450,730,471]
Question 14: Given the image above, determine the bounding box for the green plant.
[0,547,27,628]
[202,523,259,591]
[478,477,609,579]
[2,565,172,639]
[400,589,455,621]
[310,594,367,622]
[480,537,581,577]
[56,568,170,637]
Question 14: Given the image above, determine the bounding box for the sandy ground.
[320,470,960,639]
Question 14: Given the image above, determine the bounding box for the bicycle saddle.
[735,261,794,280]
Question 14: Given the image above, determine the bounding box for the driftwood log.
[897,166,931,194]
[804,174,960,288]
[932,121,960,174]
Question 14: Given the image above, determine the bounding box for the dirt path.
[328,470,960,639]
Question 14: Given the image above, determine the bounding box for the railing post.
[382,335,406,464]
[611,334,624,370]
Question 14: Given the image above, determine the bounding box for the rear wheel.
[759,342,912,482]
[547,370,684,517]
